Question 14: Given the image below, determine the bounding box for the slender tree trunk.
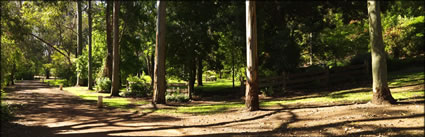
[110,0,120,96]
[188,61,196,100]
[367,0,396,105]
[153,1,167,104]
[245,0,259,111]
[10,63,16,85]
[232,51,235,88]
[197,57,203,86]
[88,1,93,90]
[103,0,113,80]
[75,0,83,86]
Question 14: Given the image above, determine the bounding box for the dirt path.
[2,80,424,137]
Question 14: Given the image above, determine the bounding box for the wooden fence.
[241,61,370,90]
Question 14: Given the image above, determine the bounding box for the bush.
[166,92,189,102]
[95,77,111,93]
[120,75,151,98]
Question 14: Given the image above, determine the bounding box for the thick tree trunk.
[153,1,167,104]
[75,0,83,86]
[110,0,120,97]
[245,0,259,111]
[367,0,396,105]
[103,0,113,80]
[197,58,203,86]
[88,1,93,90]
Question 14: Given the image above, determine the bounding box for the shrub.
[166,92,189,102]
[121,75,151,98]
[95,77,111,93]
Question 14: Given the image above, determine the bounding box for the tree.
[367,0,396,105]
[88,0,93,90]
[245,0,259,111]
[110,0,120,96]
[153,1,167,104]
[103,0,113,80]
[75,0,83,86]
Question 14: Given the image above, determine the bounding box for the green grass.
[62,67,424,115]
[195,78,241,92]
[388,71,424,87]
[64,87,148,108]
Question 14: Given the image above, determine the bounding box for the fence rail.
[241,61,370,90]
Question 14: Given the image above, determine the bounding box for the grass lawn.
[195,79,241,92]
[63,87,148,108]
[62,67,424,115]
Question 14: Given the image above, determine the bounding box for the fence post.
[97,96,103,108]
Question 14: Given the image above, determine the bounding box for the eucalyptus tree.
[153,0,167,104]
[102,0,113,80]
[75,0,83,86]
[88,0,93,90]
[245,0,259,111]
[110,0,121,96]
[367,0,396,104]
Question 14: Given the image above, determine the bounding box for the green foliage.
[120,75,152,98]
[166,92,189,103]
[95,77,111,93]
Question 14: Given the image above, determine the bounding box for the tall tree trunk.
[232,51,235,88]
[75,0,83,86]
[245,0,259,111]
[197,57,203,86]
[153,1,167,104]
[88,0,93,90]
[188,61,196,100]
[103,0,113,80]
[10,62,16,85]
[110,0,120,96]
[367,0,396,105]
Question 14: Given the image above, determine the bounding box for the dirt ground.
[1,80,424,137]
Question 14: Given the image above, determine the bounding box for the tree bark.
[153,1,167,104]
[245,0,259,111]
[197,57,203,86]
[110,0,120,97]
[75,0,83,86]
[367,0,396,105]
[88,0,93,90]
[103,0,113,80]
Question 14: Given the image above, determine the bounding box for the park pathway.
[1,80,282,137]
[1,80,424,137]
